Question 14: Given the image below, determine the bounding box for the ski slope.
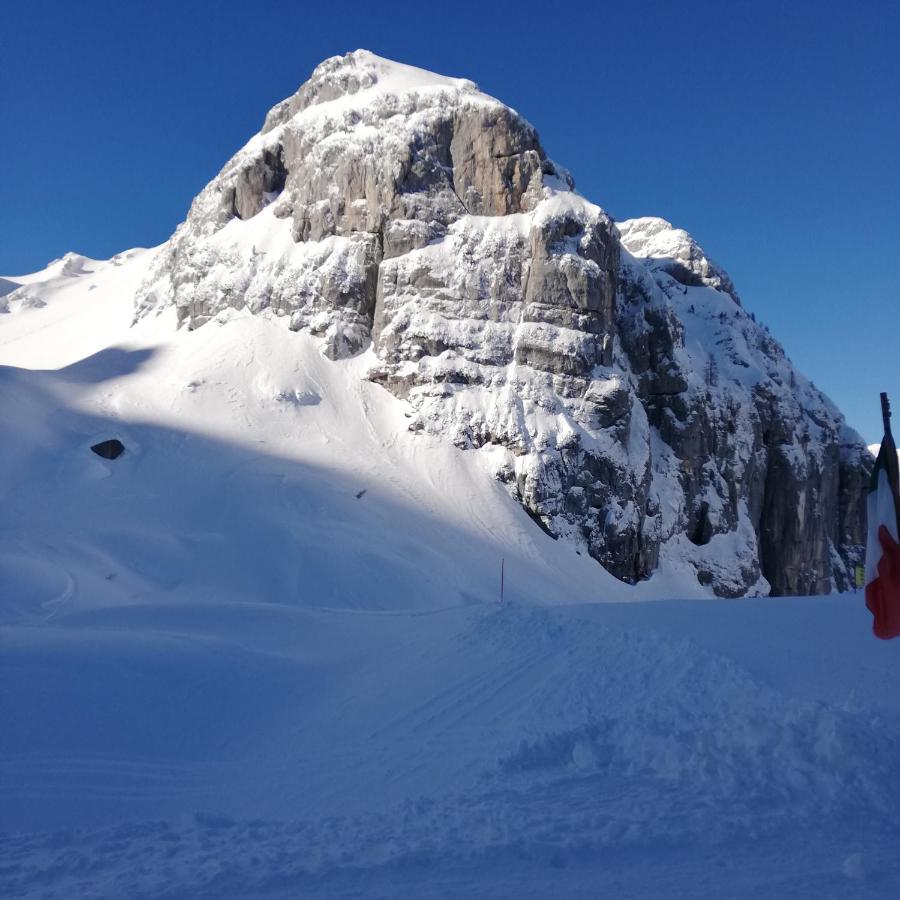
[2,252,900,898]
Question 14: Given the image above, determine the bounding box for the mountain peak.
[316,49,481,95]
[261,49,488,135]
[131,52,869,597]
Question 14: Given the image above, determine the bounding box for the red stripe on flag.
[866,525,900,639]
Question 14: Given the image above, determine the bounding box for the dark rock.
[90,439,125,460]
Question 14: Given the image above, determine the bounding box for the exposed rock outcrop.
[90,439,125,460]
[134,50,869,596]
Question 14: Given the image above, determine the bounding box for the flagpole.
[880,392,900,538]
[881,392,894,440]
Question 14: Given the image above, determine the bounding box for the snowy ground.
[2,252,899,898]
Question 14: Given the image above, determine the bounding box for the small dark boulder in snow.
[90,439,125,460]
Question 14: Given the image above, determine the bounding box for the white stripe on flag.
[866,467,899,585]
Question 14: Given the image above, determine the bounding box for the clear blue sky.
[2,0,897,443]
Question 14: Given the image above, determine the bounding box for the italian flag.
[865,396,900,639]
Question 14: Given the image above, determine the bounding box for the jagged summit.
[131,51,869,597]
[135,49,565,349]
[260,50,492,133]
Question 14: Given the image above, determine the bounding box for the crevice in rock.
[448,179,470,215]
[362,228,384,329]
[232,146,288,221]
[689,501,712,546]
[524,506,558,540]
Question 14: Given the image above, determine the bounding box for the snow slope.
[2,251,900,897]
[0,247,704,629]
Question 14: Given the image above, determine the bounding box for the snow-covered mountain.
[121,49,868,596]
[3,52,899,899]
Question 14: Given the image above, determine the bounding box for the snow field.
[2,249,899,897]
[3,600,900,897]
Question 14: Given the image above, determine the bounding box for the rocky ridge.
[135,50,869,596]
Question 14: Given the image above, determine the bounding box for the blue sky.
[2,0,897,442]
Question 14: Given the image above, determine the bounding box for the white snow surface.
[2,249,899,897]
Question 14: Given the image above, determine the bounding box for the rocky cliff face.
[135,50,869,596]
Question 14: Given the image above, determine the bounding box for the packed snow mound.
[0,253,100,313]
[2,590,900,897]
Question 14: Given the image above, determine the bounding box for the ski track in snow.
[2,251,900,897]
